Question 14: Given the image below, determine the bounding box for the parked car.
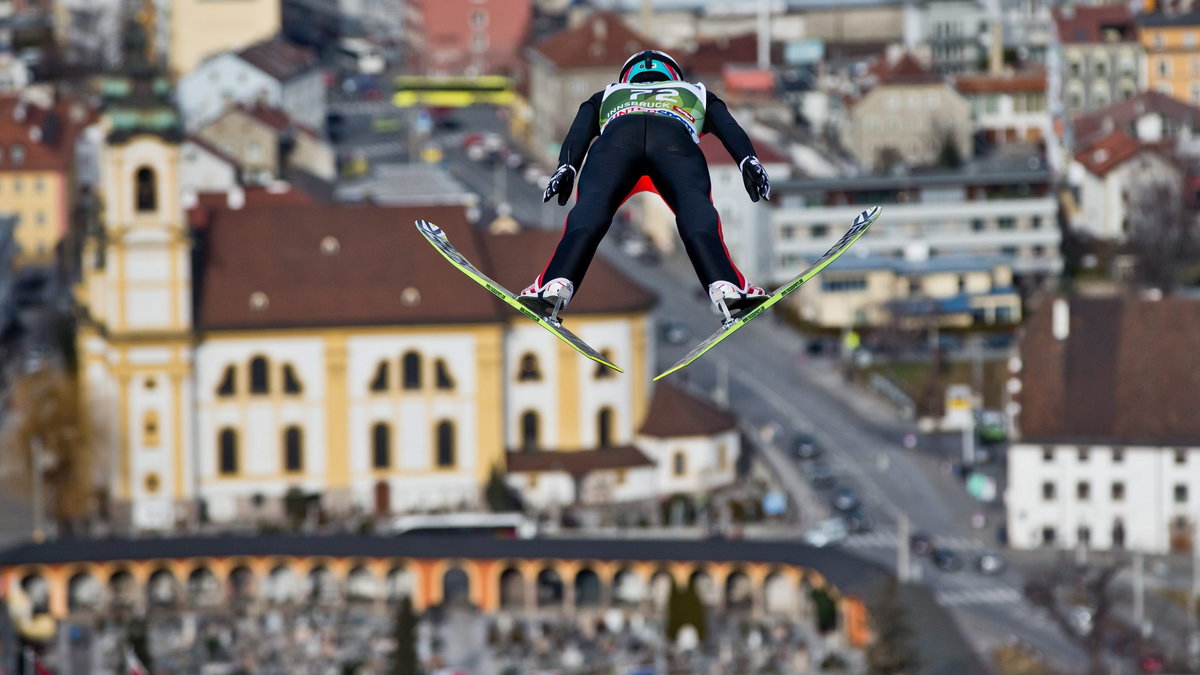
[792,432,820,459]
[842,507,873,533]
[931,547,963,572]
[975,551,1007,576]
[801,518,848,548]
[831,487,860,512]
[804,462,836,489]
[976,409,1007,444]
[909,532,935,556]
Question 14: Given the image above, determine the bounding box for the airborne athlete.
[519,49,773,324]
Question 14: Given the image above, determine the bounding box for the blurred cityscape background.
[0,0,1198,673]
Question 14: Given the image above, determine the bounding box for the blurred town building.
[193,103,336,183]
[178,37,326,134]
[1049,4,1140,121]
[0,95,92,266]
[403,0,534,76]
[841,52,975,170]
[1008,293,1200,554]
[149,0,282,77]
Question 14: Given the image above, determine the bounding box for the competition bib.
[598,81,707,142]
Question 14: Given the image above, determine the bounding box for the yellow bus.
[392,75,515,108]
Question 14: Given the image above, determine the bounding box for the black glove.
[543,164,577,206]
[741,156,771,202]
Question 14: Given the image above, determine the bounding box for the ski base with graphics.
[415,219,623,373]
[655,206,882,381]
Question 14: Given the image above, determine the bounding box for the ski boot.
[708,280,769,326]
[519,276,575,327]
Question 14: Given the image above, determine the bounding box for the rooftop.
[954,69,1047,95]
[1054,5,1137,44]
[236,37,319,82]
[530,12,659,71]
[778,148,1050,192]
[1019,293,1200,445]
[1072,129,1157,177]
[506,446,655,474]
[0,97,91,172]
[699,132,789,166]
[335,164,477,207]
[1136,10,1200,27]
[195,204,655,331]
[0,533,891,595]
[822,254,1013,275]
[639,382,737,438]
[1072,90,1200,149]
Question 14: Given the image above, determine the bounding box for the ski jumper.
[536,81,758,293]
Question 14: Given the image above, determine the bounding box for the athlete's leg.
[536,118,645,292]
[643,118,747,291]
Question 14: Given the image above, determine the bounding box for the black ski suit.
[536,88,758,293]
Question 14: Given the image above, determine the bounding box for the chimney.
[757,0,771,69]
[592,17,607,41]
[989,21,1004,75]
[227,185,245,210]
[1052,298,1070,340]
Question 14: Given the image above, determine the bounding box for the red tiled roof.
[684,33,783,78]
[186,134,239,166]
[954,69,1046,95]
[1072,91,1200,148]
[722,66,776,94]
[480,229,656,315]
[873,53,942,86]
[237,104,319,138]
[1053,5,1136,44]
[1073,129,1153,176]
[531,11,660,71]
[639,382,737,437]
[0,96,91,173]
[506,446,655,474]
[188,185,317,227]
[699,132,789,165]
[237,37,319,81]
[195,204,656,330]
[1019,294,1200,445]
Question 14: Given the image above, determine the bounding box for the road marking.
[936,586,1022,607]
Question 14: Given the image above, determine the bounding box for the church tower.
[77,22,194,530]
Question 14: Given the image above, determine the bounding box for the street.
[590,237,1089,672]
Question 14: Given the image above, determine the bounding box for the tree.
[865,579,919,675]
[935,130,963,169]
[126,617,154,673]
[811,587,838,633]
[665,579,708,644]
[391,595,420,675]
[3,367,97,533]
[484,465,523,513]
[875,146,906,174]
[1124,167,1197,293]
[1023,557,1122,674]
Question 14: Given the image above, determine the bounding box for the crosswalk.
[341,141,408,159]
[328,100,397,116]
[838,527,987,552]
[936,586,1022,607]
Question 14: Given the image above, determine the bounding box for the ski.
[415,219,622,373]
[654,206,882,380]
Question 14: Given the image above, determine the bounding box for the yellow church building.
[77,69,740,531]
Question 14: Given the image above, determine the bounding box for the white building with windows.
[1007,294,1200,554]
[78,81,740,529]
[177,37,325,134]
[767,147,1062,297]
